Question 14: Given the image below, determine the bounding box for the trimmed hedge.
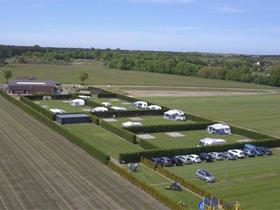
[1,91,110,165]
[25,94,72,100]
[85,100,103,108]
[100,120,137,144]
[187,113,215,123]
[20,96,54,120]
[141,158,214,198]
[92,109,166,118]
[139,140,160,150]
[90,114,100,125]
[119,138,280,163]
[126,122,212,134]
[107,161,186,210]
[231,125,272,140]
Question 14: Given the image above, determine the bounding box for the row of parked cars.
[150,144,273,167]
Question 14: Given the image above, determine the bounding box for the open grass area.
[167,148,280,210]
[0,61,276,89]
[147,94,280,137]
[105,115,196,127]
[91,96,139,110]
[34,99,92,113]
[0,95,166,210]
[63,123,142,158]
[139,130,249,149]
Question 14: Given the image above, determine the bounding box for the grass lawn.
[167,149,280,210]
[91,96,139,110]
[0,61,275,89]
[140,130,249,149]
[105,116,196,127]
[63,123,142,158]
[34,99,92,113]
[133,165,201,210]
[147,95,280,137]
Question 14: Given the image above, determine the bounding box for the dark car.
[257,147,273,155]
[199,153,214,162]
[221,152,237,160]
[243,148,256,157]
[171,157,184,166]
[159,157,173,167]
[254,147,265,156]
[150,157,165,166]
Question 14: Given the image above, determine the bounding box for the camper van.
[70,99,85,107]
[164,109,186,121]
[199,138,227,146]
[207,124,231,135]
[133,101,148,109]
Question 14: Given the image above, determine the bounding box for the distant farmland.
[0,96,167,210]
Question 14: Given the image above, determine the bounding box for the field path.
[0,96,168,210]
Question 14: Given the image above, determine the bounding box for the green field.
[63,123,142,158]
[34,99,92,113]
[105,115,196,126]
[0,95,167,210]
[0,62,276,89]
[167,149,280,210]
[139,130,249,149]
[147,94,280,137]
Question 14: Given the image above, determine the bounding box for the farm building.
[199,138,227,146]
[133,101,148,109]
[55,113,91,125]
[207,124,231,135]
[164,109,187,121]
[8,80,60,95]
[70,99,85,106]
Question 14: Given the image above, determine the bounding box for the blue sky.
[1,0,280,54]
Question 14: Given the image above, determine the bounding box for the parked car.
[244,144,264,156]
[171,157,184,166]
[221,152,237,160]
[150,157,165,166]
[175,155,193,165]
[257,147,273,155]
[196,169,216,183]
[243,148,256,157]
[159,157,173,167]
[199,153,214,162]
[228,149,246,158]
[186,154,202,163]
[208,152,224,161]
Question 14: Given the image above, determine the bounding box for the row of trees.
[1,45,280,86]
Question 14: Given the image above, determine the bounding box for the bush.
[100,120,137,144]
[119,139,280,163]
[92,109,165,118]
[1,91,110,164]
[20,96,54,120]
[139,140,160,150]
[126,122,212,134]
[108,161,186,210]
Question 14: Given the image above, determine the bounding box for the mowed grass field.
[167,149,280,210]
[147,94,280,137]
[0,96,168,210]
[139,130,249,149]
[0,61,275,89]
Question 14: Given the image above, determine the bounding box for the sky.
[1,0,280,54]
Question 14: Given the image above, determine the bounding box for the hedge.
[126,122,212,134]
[107,161,187,210]
[85,100,103,108]
[90,114,100,125]
[141,158,214,198]
[231,125,272,140]
[1,91,110,165]
[139,140,160,150]
[20,96,54,120]
[187,113,215,123]
[25,94,73,100]
[119,138,280,163]
[100,120,137,144]
[92,109,166,118]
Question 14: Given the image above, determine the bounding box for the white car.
[228,149,246,158]
[174,155,193,165]
[122,121,143,128]
[186,154,202,163]
[208,152,224,161]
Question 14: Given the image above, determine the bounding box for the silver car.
[196,169,216,183]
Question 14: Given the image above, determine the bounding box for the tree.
[79,72,89,85]
[3,70,12,84]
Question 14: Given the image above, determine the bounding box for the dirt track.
[0,96,168,210]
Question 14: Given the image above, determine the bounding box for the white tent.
[199,138,226,146]
[92,106,109,112]
[111,106,127,111]
[133,101,148,109]
[70,99,85,106]
[147,105,162,110]
[122,121,143,128]
[50,108,66,114]
[164,109,186,121]
[207,123,231,135]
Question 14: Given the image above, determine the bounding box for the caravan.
[207,124,231,135]
[164,109,186,121]
[133,101,148,109]
[199,138,227,146]
[70,99,85,106]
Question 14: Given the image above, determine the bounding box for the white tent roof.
[72,99,85,103]
[122,121,143,127]
[148,105,161,110]
[92,106,108,112]
[200,138,226,143]
[209,123,230,130]
[164,109,184,115]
